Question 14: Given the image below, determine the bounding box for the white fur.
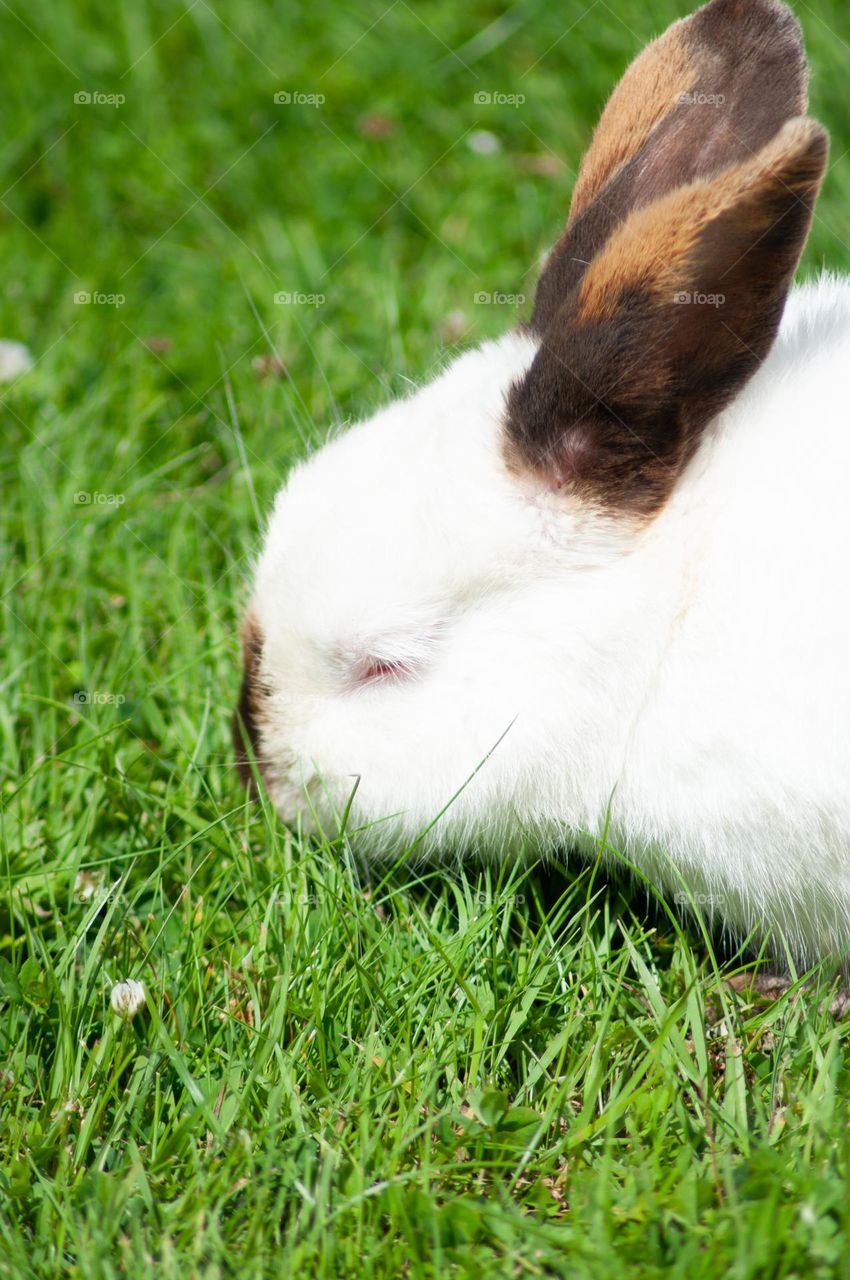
[248,276,850,962]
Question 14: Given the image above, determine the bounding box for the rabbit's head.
[235,0,827,853]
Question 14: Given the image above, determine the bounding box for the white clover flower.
[0,340,33,382]
[74,870,98,902]
[467,130,500,155]
[110,978,146,1020]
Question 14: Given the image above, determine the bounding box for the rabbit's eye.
[358,658,415,686]
[335,633,439,690]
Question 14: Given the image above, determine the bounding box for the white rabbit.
[236,0,850,964]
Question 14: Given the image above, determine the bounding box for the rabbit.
[235,0,850,966]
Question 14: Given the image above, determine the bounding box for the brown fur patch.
[506,119,828,517]
[233,610,268,793]
[532,0,809,331]
[575,120,825,325]
[566,19,694,227]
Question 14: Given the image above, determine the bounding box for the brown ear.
[532,0,809,330]
[506,118,828,516]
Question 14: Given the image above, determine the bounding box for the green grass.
[4,0,850,1275]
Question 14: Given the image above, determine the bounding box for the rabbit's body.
[593,277,850,956]
[237,0,849,961]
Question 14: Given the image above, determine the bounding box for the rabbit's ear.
[506,118,828,517]
[532,0,809,331]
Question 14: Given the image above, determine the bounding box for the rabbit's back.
[624,277,850,955]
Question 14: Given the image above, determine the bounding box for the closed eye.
[336,625,445,691]
[357,657,417,686]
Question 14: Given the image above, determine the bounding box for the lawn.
[4,0,850,1275]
